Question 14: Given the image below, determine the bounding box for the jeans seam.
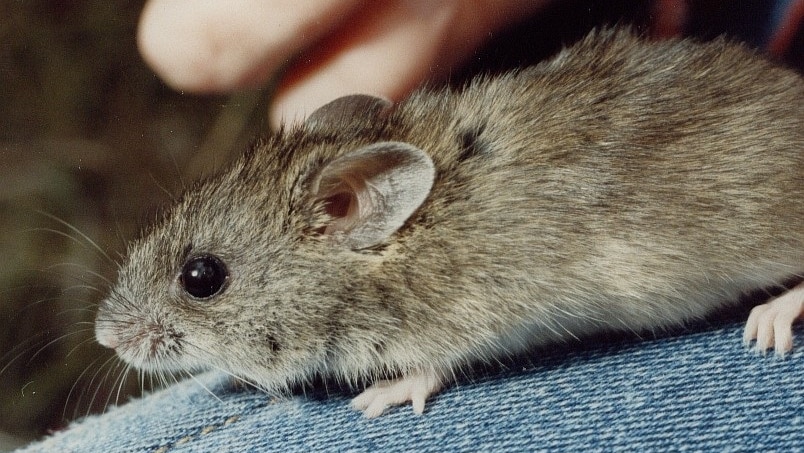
[152,415,240,453]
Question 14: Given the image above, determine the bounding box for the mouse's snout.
[94,308,120,349]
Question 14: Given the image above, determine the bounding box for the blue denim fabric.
[17,320,802,452]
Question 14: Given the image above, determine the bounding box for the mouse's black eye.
[179,255,229,299]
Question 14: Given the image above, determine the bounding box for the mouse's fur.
[96,28,803,407]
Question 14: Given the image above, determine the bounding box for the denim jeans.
[17,318,802,452]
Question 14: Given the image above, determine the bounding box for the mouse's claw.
[351,369,442,418]
[743,281,804,356]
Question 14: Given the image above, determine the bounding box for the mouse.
[95,28,803,418]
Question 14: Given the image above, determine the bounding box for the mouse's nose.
[94,318,119,349]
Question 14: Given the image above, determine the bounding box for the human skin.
[136,0,551,127]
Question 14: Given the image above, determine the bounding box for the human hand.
[137,0,549,127]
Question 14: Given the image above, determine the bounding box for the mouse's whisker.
[64,353,109,420]
[26,330,89,364]
[148,171,179,203]
[104,361,129,414]
[105,204,131,253]
[0,282,59,297]
[187,372,223,404]
[117,363,136,408]
[181,341,268,392]
[203,361,264,392]
[14,293,65,316]
[0,333,49,376]
[164,150,186,193]
[40,262,114,290]
[34,210,116,265]
[161,369,174,389]
[83,356,115,415]
[57,307,98,318]
[63,332,100,359]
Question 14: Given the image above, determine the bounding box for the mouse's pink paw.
[743,281,804,356]
[351,369,442,418]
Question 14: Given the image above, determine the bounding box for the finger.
[268,0,455,127]
[754,309,775,352]
[363,399,388,418]
[743,304,766,345]
[772,296,803,354]
[350,387,378,410]
[411,393,426,415]
[137,0,365,92]
[269,0,550,128]
[774,326,793,356]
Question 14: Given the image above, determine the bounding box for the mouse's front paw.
[351,369,443,418]
[743,281,804,355]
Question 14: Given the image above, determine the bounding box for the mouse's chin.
[111,347,203,375]
[135,359,209,377]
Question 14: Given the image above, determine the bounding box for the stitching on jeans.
[153,415,240,453]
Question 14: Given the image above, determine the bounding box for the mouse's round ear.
[312,141,435,250]
[304,95,392,130]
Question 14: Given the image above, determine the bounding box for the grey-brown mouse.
[95,28,803,418]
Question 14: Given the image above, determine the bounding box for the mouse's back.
[374,27,803,339]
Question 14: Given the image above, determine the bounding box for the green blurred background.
[0,0,800,449]
[0,0,263,447]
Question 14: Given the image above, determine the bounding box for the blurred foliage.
[0,0,263,442]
